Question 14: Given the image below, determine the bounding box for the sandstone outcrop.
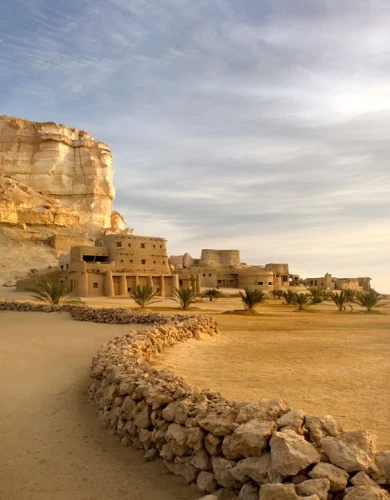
[0,115,114,227]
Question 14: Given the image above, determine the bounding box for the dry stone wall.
[1,299,389,499]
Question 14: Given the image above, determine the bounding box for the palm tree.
[342,288,356,302]
[27,279,74,305]
[129,285,158,309]
[202,288,223,302]
[282,289,296,304]
[354,290,388,312]
[307,286,327,304]
[292,292,313,310]
[239,288,266,312]
[270,289,284,299]
[174,287,197,309]
[328,290,353,312]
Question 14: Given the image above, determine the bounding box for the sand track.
[0,311,199,500]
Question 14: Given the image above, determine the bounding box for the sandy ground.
[153,303,390,451]
[0,311,200,500]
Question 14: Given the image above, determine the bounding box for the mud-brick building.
[303,273,371,291]
[173,249,300,292]
[67,234,178,297]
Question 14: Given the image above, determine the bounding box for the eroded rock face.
[0,115,114,227]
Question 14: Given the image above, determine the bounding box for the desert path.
[0,311,199,500]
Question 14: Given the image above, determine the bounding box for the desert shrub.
[292,292,313,310]
[174,287,197,309]
[239,288,266,312]
[354,290,388,311]
[27,279,74,305]
[129,285,158,309]
[282,289,296,304]
[202,288,223,301]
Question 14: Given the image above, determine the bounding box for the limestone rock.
[259,483,299,500]
[304,415,342,446]
[321,431,376,473]
[0,115,114,227]
[277,410,306,433]
[222,419,275,459]
[230,454,271,484]
[343,486,389,499]
[238,483,259,500]
[211,457,238,488]
[350,471,381,488]
[309,462,349,492]
[199,410,238,436]
[270,430,321,476]
[295,478,330,500]
[375,451,390,484]
[197,471,218,493]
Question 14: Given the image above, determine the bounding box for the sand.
[0,311,199,500]
[154,304,390,451]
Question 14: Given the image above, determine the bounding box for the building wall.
[237,269,274,291]
[101,235,171,274]
[198,249,241,268]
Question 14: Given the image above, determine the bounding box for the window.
[130,260,133,263]
[120,259,124,263]
[163,261,165,264]
[202,274,206,277]
[153,261,156,264]
[258,281,263,285]
[141,259,146,265]
[268,282,272,286]
[93,282,98,289]
[218,280,222,284]
[160,245,162,249]
[153,245,156,248]
[116,242,122,247]
[128,244,131,247]
[127,287,131,292]
[208,274,212,277]
[141,243,145,248]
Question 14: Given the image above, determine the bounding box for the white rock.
[270,430,321,476]
[309,462,349,491]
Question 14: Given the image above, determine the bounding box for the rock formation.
[0,115,114,227]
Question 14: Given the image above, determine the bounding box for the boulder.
[350,471,381,488]
[222,419,275,459]
[270,430,321,476]
[211,457,238,488]
[304,415,342,446]
[199,410,238,436]
[259,483,300,500]
[321,431,376,473]
[309,462,349,492]
[295,478,330,500]
[197,471,218,493]
[238,483,259,500]
[343,486,389,499]
[230,454,271,483]
[375,451,390,484]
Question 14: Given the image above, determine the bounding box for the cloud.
[1,0,390,291]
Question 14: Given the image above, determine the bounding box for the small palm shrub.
[239,288,266,312]
[282,289,296,304]
[174,287,197,309]
[27,279,74,305]
[292,292,313,310]
[129,285,158,309]
[307,286,327,304]
[354,290,387,311]
[202,288,223,302]
[270,289,284,299]
[328,290,353,312]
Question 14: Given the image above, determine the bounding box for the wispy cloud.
[1,0,390,290]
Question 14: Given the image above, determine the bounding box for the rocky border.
[1,300,389,499]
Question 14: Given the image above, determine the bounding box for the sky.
[1,0,390,292]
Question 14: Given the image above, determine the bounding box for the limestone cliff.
[0,115,114,227]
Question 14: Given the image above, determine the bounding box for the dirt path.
[153,311,390,451]
[0,311,199,500]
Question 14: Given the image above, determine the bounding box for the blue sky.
[1,0,390,291]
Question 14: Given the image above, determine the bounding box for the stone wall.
[1,300,389,499]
